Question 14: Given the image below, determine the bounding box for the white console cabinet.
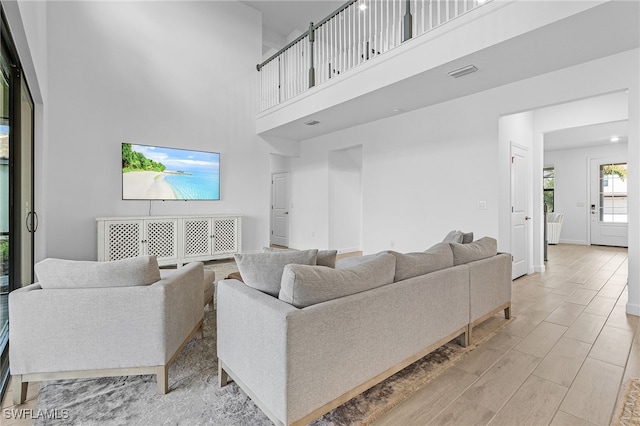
[97,215,241,266]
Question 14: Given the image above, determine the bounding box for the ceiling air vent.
[448,65,478,78]
[304,120,320,126]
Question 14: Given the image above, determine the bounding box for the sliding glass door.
[0,40,9,399]
[0,9,36,399]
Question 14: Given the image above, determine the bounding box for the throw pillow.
[262,247,338,268]
[442,230,463,243]
[279,253,396,308]
[389,242,454,282]
[462,232,474,244]
[450,237,498,265]
[35,255,161,289]
[235,249,318,297]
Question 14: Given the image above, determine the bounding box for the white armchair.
[547,212,564,244]
[9,256,204,405]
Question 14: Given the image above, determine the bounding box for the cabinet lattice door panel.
[183,219,212,258]
[145,219,178,261]
[97,215,241,266]
[107,221,143,261]
[213,218,238,254]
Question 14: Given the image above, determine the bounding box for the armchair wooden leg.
[218,362,229,387]
[156,366,168,394]
[12,376,28,405]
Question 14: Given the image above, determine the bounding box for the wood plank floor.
[374,244,638,426]
[1,245,637,426]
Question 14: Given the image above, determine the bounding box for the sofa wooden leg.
[459,328,469,348]
[156,366,169,394]
[504,306,511,320]
[12,376,28,405]
[219,362,229,387]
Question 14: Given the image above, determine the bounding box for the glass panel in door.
[0,37,10,393]
[590,159,628,247]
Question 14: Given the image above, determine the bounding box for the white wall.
[328,146,362,252]
[291,92,499,254]
[44,1,270,260]
[544,143,628,245]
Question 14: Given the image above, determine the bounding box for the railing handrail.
[257,28,310,71]
[256,0,359,71]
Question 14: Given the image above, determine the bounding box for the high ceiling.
[243,1,344,53]
[253,1,639,142]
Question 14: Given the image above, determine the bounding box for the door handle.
[25,211,38,232]
[525,216,531,220]
[284,212,289,215]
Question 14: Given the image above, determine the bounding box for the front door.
[270,172,289,247]
[590,159,628,247]
[511,144,530,279]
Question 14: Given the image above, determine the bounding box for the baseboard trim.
[626,303,640,317]
[557,239,589,245]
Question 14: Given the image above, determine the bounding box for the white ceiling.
[245,1,639,148]
[243,0,344,53]
[544,120,629,152]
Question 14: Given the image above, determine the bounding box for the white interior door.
[271,172,289,247]
[511,144,530,279]
[590,159,628,247]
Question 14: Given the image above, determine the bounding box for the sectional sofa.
[217,238,511,426]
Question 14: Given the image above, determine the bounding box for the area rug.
[35,308,512,426]
[612,378,640,426]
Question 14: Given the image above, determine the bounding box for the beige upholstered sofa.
[217,238,511,426]
[9,256,205,405]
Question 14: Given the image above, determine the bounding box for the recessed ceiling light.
[448,64,479,78]
[304,120,320,126]
[359,3,367,11]
[610,136,620,143]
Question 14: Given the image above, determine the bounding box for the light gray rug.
[35,307,273,425]
[35,268,513,425]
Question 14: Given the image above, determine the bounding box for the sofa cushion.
[263,247,338,268]
[442,230,463,243]
[450,237,498,265]
[35,255,161,289]
[279,253,396,308]
[335,253,380,269]
[388,242,454,282]
[235,249,318,297]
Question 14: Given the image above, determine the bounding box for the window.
[599,163,627,223]
[543,167,554,212]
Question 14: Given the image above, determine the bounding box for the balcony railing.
[257,0,491,112]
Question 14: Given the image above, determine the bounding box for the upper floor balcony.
[255,0,639,143]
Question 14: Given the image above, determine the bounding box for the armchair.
[8,257,204,405]
[547,212,564,244]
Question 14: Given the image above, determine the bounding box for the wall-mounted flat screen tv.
[122,143,220,201]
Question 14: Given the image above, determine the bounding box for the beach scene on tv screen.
[122,143,220,200]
